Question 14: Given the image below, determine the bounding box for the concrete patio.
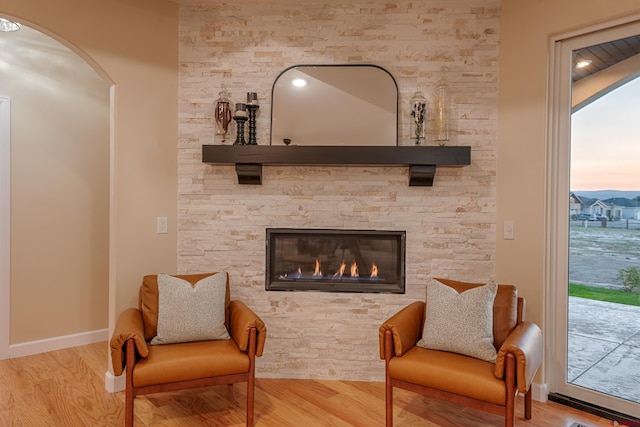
[568,296,640,403]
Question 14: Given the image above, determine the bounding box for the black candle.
[247,92,258,105]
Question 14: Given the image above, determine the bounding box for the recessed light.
[292,78,307,87]
[575,59,592,69]
[0,18,20,32]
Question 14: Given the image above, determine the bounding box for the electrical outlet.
[503,221,515,240]
[157,217,168,234]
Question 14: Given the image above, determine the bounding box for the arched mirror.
[271,65,398,146]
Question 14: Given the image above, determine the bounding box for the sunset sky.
[570,76,640,191]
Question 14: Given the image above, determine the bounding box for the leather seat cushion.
[133,340,249,387]
[388,346,506,405]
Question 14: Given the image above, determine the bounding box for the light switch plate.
[157,217,168,234]
[503,221,514,240]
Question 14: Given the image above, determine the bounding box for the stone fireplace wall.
[178,0,499,381]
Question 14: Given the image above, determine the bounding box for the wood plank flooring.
[0,342,622,426]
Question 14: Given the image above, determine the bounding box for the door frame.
[546,15,640,417]
[0,96,10,360]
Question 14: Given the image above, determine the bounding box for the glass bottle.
[214,85,232,144]
[410,90,427,145]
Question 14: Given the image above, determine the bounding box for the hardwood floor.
[0,342,621,426]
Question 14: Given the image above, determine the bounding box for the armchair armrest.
[379,301,425,359]
[494,321,543,393]
[229,300,267,357]
[109,308,149,376]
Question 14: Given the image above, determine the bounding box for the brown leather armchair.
[110,272,267,427]
[379,278,542,427]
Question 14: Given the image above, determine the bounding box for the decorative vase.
[410,90,427,145]
[434,81,450,146]
[214,85,232,144]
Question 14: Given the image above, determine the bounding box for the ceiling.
[3,18,638,85]
[572,34,640,82]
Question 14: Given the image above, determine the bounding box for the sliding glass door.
[547,19,640,418]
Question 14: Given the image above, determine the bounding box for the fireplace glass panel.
[266,228,405,293]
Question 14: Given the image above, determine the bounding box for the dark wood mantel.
[201,145,471,186]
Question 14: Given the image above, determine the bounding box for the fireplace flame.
[350,261,359,278]
[333,260,347,278]
[312,259,322,277]
[280,259,381,282]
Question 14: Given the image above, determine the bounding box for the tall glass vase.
[434,81,450,146]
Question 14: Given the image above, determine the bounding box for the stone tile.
[571,344,640,404]
[624,331,640,348]
[567,333,619,382]
[179,0,498,381]
[569,297,640,343]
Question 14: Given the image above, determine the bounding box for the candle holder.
[246,92,259,145]
[246,105,259,145]
[233,103,248,145]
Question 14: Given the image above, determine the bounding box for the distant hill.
[572,190,640,200]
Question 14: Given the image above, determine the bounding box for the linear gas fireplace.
[266,228,406,294]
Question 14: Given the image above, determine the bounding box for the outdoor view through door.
[568,35,640,412]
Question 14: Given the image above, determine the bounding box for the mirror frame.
[270,64,399,147]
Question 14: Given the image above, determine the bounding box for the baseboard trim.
[105,370,126,393]
[8,328,108,358]
[532,382,548,402]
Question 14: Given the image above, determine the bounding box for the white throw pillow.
[416,278,498,362]
[151,272,230,345]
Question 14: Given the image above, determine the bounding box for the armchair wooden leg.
[247,375,254,427]
[505,397,515,427]
[125,339,135,427]
[504,353,516,427]
[246,327,257,427]
[385,380,393,427]
[384,331,394,427]
[125,389,134,427]
[525,387,533,419]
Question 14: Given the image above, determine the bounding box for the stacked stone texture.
[178,0,499,381]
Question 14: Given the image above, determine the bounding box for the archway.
[0,17,112,358]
